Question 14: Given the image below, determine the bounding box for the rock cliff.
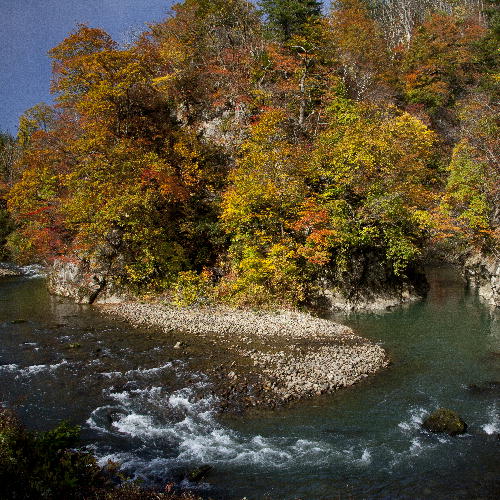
[47,257,126,304]
[463,251,500,307]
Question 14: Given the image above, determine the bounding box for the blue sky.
[0,0,175,134]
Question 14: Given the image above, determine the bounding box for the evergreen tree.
[259,0,322,40]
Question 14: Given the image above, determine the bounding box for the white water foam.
[359,448,372,464]
[482,404,499,435]
[20,364,48,375]
[0,360,69,377]
[124,363,174,377]
[0,363,19,372]
[100,371,125,379]
[87,383,335,478]
[397,407,427,433]
[389,406,446,468]
[409,437,423,455]
[16,359,69,378]
[99,361,181,380]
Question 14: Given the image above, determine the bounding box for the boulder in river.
[422,408,468,436]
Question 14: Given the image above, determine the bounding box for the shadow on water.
[0,267,499,499]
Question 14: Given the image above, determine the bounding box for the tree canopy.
[2,0,497,306]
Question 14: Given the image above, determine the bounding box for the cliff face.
[318,252,429,312]
[463,252,500,308]
[321,282,424,312]
[47,249,499,311]
[47,258,127,304]
[47,251,429,312]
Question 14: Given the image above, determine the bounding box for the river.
[0,266,498,499]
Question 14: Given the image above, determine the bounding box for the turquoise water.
[0,267,498,499]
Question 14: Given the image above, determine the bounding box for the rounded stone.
[422,408,468,436]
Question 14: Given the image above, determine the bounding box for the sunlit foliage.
[4,0,498,306]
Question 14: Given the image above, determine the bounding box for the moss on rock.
[422,408,468,436]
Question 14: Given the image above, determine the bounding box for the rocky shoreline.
[0,262,45,278]
[99,302,389,412]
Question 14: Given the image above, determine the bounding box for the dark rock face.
[320,252,428,312]
[422,408,468,436]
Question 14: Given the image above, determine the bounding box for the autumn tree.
[150,0,261,140]
[17,103,56,150]
[5,0,497,305]
[370,1,488,46]
[474,0,500,95]
[0,133,17,185]
[258,18,335,131]
[304,83,439,296]
[0,133,17,259]
[401,11,485,111]
[328,0,393,102]
[6,118,72,264]
[8,22,228,287]
[220,109,312,305]
[441,90,499,247]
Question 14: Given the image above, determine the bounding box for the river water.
[0,267,498,499]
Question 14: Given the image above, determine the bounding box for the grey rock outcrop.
[463,252,500,307]
[322,283,423,312]
[0,263,45,278]
[48,257,126,304]
[0,264,22,278]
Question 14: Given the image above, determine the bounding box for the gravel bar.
[101,302,389,409]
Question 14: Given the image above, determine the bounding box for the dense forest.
[0,0,498,308]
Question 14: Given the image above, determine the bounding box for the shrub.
[0,408,109,499]
[172,269,213,307]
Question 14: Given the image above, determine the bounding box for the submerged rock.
[467,381,500,395]
[106,409,127,425]
[422,408,468,436]
[187,464,213,482]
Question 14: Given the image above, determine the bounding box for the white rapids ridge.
[87,383,337,472]
[0,359,68,377]
[482,403,499,435]
[84,381,489,486]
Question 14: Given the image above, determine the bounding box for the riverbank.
[0,262,46,278]
[99,302,389,412]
